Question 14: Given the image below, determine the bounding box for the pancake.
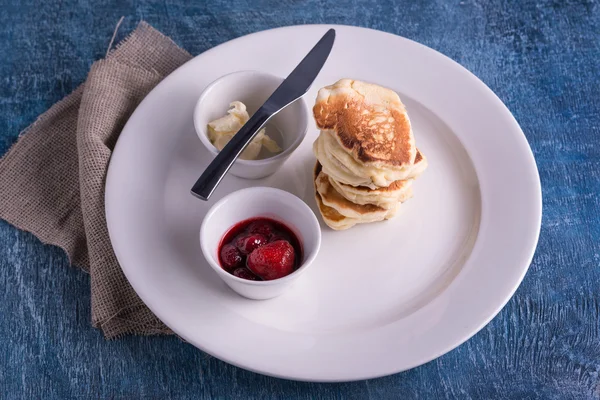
[314,192,358,230]
[313,129,427,188]
[330,177,413,210]
[328,150,425,209]
[313,79,421,186]
[313,131,373,187]
[313,163,400,230]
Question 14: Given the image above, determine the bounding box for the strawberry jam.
[218,217,302,281]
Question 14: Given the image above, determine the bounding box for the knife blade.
[191,28,336,201]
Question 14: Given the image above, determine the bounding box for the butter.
[207,101,282,160]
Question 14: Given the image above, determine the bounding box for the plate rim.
[106,23,542,381]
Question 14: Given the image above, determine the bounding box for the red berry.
[247,240,295,280]
[220,244,243,270]
[235,233,268,254]
[233,268,260,281]
[247,220,274,237]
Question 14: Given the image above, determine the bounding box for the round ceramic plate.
[106,25,541,381]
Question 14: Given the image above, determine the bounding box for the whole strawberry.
[247,240,295,280]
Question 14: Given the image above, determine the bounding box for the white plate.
[106,25,541,381]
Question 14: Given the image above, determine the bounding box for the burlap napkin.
[0,21,192,338]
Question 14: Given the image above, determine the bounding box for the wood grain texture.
[0,0,599,398]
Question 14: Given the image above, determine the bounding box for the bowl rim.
[200,187,322,286]
[193,70,309,166]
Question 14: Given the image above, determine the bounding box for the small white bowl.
[193,71,309,179]
[200,187,321,300]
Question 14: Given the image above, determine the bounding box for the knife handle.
[191,107,271,201]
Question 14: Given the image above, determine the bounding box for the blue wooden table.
[1,1,599,398]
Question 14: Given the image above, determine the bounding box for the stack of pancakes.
[312,79,428,230]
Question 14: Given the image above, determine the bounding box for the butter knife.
[191,28,336,201]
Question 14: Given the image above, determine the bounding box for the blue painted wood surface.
[0,1,599,398]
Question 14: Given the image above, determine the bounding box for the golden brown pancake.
[313,79,416,168]
[313,163,400,230]
[328,150,425,209]
[330,177,413,210]
[315,191,357,230]
[313,125,427,188]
